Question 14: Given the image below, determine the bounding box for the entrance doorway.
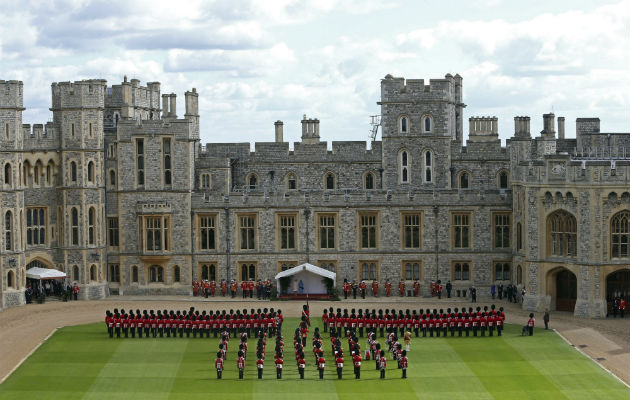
[606,269,630,314]
[555,269,577,312]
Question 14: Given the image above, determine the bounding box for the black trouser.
[359,327,364,337]
[353,289,357,299]
[217,370,222,379]
[458,327,462,337]
[621,309,625,318]
[277,368,282,379]
[438,291,441,299]
[319,369,324,379]
[159,327,164,338]
[402,368,407,378]
[443,327,448,336]
[489,326,494,336]
[239,369,244,379]
[497,325,502,336]
[361,289,365,299]
[473,326,478,336]
[435,327,440,337]
[249,290,253,299]
[115,327,120,338]
[465,327,470,337]
[108,327,113,338]
[447,289,451,298]
[172,327,177,337]
[299,367,304,379]
[450,327,455,337]
[355,367,360,378]
[344,292,348,299]
[399,327,405,337]
[131,327,136,338]
[414,327,419,337]
[528,326,533,336]
[379,327,384,337]
[144,326,150,337]
[422,327,427,337]
[323,324,327,333]
[337,367,342,379]
[380,369,385,379]
[138,327,143,338]
[258,368,263,379]
[429,327,434,337]
[123,327,128,338]
[481,326,486,337]
[544,320,549,329]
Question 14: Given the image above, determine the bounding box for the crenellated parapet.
[51,79,107,110]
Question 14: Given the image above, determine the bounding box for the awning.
[26,267,67,280]
[274,263,336,294]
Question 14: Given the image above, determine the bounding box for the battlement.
[51,79,107,110]
[22,122,58,150]
[105,77,161,111]
[513,116,531,137]
[380,73,462,103]
[0,80,24,109]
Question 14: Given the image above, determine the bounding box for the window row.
[398,114,433,134]
[239,171,379,191]
[189,211,512,252]
[135,138,173,187]
[107,264,181,284]
[457,170,509,190]
[69,264,101,282]
[399,149,433,184]
[3,161,57,188]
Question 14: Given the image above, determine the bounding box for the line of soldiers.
[104,307,284,339]
[341,279,428,299]
[322,305,506,338]
[192,279,273,299]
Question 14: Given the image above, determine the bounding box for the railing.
[573,147,630,160]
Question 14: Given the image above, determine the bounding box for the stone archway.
[606,269,630,315]
[547,267,577,312]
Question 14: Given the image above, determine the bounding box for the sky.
[1,0,628,146]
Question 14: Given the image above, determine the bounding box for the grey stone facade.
[1,74,628,317]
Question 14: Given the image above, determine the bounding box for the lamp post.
[433,205,439,282]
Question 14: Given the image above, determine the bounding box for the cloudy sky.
[1,0,628,145]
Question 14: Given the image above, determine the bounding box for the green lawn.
[0,318,627,399]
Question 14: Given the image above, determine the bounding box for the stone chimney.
[169,93,177,118]
[274,120,284,143]
[541,113,555,137]
[185,88,198,117]
[161,94,169,118]
[557,117,565,139]
[301,115,320,144]
[514,116,531,138]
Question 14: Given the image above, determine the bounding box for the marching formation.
[105,307,284,339]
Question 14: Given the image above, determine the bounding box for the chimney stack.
[161,94,169,118]
[514,116,531,137]
[557,117,565,139]
[541,113,555,137]
[169,93,177,118]
[274,120,284,143]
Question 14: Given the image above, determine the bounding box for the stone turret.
[274,120,284,143]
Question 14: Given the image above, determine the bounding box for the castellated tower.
[0,80,26,308]
[379,73,465,189]
[52,79,108,299]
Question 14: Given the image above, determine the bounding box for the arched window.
[325,172,335,190]
[399,116,409,133]
[201,174,210,188]
[46,162,52,185]
[72,265,79,282]
[611,210,629,258]
[132,266,139,283]
[459,171,469,189]
[201,263,216,281]
[173,265,181,283]
[71,208,79,245]
[23,161,30,186]
[149,265,164,283]
[399,150,409,183]
[87,162,94,183]
[109,170,116,186]
[423,150,433,183]
[33,162,40,185]
[286,173,297,190]
[90,264,97,281]
[547,210,577,256]
[424,116,431,132]
[4,163,11,186]
[7,270,14,288]
[499,170,509,189]
[70,161,77,183]
[247,174,258,190]
[364,172,375,190]
[88,207,95,245]
[4,211,12,251]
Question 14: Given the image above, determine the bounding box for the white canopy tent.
[274,263,336,295]
[26,267,67,280]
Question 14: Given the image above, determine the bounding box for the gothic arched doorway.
[606,269,630,314]
[555,269,577,312]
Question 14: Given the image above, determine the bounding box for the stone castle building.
[0,74,628,317]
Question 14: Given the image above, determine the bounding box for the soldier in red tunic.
[336,354,344,379]
[378,350,387,379]
[400,350,408,379]
[372,280,379,297]
[297,351,306,379]
[317,351,326,379]
[237,350,245,379]
[352,351,362,379]
[215,351,224,379]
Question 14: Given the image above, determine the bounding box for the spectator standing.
[543,310,550,330]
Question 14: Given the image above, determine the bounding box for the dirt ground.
[0,296,628,385]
